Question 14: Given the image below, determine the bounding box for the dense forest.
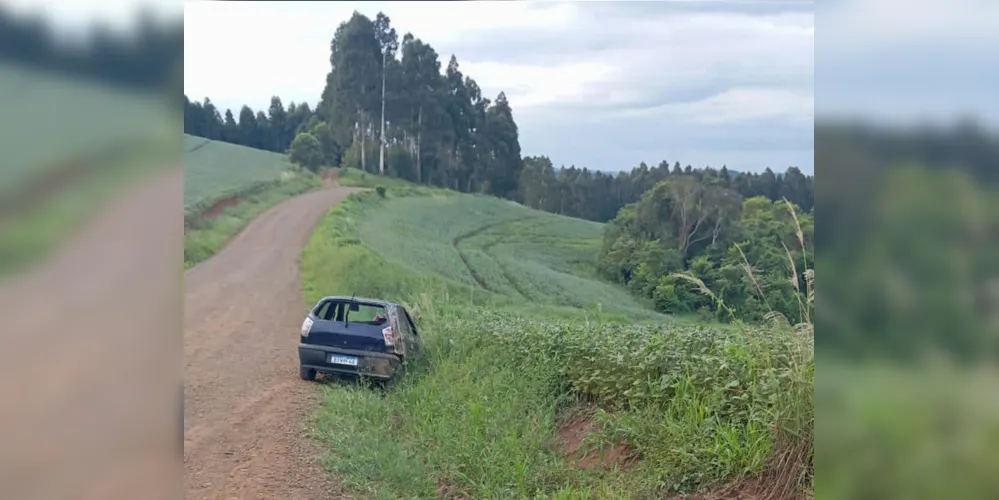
[183,10,816,323]
[599,182,814,323]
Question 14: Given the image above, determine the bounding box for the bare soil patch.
[556,406,637,471]
[199,194,243,222]
[321,168,339,186]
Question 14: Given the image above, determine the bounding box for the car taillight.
[301,317,313,337]
[382,326,394,346]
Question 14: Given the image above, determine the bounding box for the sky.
[14,0,997,176]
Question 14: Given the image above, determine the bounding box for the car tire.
[378,377,396,391]
[299,366,316,381]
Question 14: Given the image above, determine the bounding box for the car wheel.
[299,366,316,381]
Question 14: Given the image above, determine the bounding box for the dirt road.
[184,185,361,500]
[0,167,184,500]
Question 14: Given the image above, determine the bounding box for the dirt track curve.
[184,184,361,500]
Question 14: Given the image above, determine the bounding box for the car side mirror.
[349,303,360,311]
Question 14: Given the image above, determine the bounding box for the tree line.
[184,10,813,221]
[0,5,182,93]
[520,156,813,223]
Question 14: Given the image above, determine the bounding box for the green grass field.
[184,134,306,215]
[183,136,321,267]
[299,184,814,499]
[356,194,657,317]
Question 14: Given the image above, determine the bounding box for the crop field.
[300,186,814,499]
[183,134,301,213]
[357,194,658,317]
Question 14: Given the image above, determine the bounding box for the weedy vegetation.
[300,183,813,499]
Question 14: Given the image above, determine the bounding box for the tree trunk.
[415,105,423,184]
[379,52,387,176]
[358,109,367,172]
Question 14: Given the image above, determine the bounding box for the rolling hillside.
[356,193,657,317]
[184,134,303,213]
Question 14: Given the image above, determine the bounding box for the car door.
[398,307,421,357]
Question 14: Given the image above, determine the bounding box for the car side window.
[314,301,335,320]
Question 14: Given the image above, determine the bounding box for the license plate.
[329,354,358,366]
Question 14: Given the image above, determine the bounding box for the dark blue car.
[298,296,422,383]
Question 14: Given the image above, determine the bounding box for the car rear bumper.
[298,343,401,380]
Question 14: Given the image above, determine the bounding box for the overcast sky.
[816,0,999,130]
[180,1,815,174]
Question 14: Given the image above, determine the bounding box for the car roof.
[318,296,398,307]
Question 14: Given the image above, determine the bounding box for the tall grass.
[670,197,814,498]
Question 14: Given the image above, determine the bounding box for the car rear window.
[348,304,386,323]
[314,300,388,324]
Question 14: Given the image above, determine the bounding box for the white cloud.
[821,0,999,53]
[817,0,999,127]
[185,3,812,115]
[184,1,584,112]
[359,1,580,43]
[616,87,813,125]
[459,60,618,110]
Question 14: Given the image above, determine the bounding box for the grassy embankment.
[299,177,814,499]
[183,134,322,267]
[0,63,176,277]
